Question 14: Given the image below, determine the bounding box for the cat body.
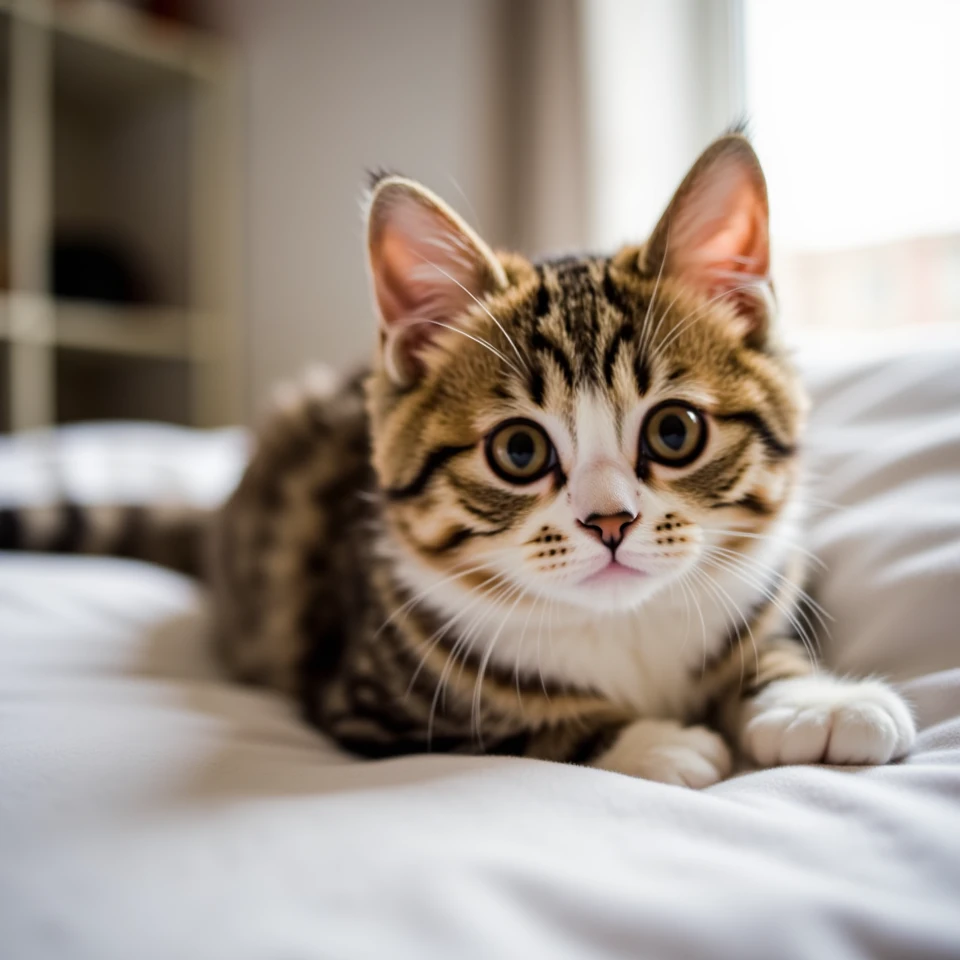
[0,135,915,785]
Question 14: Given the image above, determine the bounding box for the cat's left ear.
[646,134,771,345]
[367,175,507,386]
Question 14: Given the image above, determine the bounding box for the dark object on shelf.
[89,0,199,27]
[147,0,195,25]
[51,234,151,304]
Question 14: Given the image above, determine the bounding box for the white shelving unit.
[0,0,242,431]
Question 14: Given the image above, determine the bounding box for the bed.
[2,336,960,960]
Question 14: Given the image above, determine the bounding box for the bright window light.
[745,0,960,251]
[745,0,960,330]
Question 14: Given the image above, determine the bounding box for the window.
[744,0,960,330]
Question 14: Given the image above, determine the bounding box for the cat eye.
[641,400,707,467]
[485,419,556,484]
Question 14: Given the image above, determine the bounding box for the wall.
[198,1,723,416]
[200,0,515,415]
[582,0,742,251]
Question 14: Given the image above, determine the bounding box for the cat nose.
[578,511,638,551]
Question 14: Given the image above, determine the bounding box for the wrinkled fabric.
[2,343,960,960]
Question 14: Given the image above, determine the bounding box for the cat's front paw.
[593,720,732,788]
[741,676,915,768]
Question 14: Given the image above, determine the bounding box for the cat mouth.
[580,560,649,586]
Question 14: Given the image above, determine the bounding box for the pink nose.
[578,511,638,551]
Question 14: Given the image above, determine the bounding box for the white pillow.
[801,332,960,680]
[0,421,248,508]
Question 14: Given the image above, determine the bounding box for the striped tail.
[0,502,211,578]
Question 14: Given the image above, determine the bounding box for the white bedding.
[2,342,960,960]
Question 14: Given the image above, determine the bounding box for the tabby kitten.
[2,135,915,786]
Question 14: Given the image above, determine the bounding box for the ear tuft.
[367,177,506,386]
[646,135,771,344]
[722,116,752,139]
[366,167,401,193]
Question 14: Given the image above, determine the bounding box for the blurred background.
[0,0,956,432]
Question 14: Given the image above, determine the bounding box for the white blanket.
[2,342,960,960]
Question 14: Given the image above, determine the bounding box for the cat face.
[365,136,807,614]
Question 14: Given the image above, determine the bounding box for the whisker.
[543,594,561,696]
[535,585,552,699]
[704,544,832,627]
[676,567,707,659]
[446,578,518,691]
[514,585,546,708]
[700,526,828,571]
[644,285,687,365]
[649,281,769,367]
[638,228,670,362]
[704,557,829,664]
[472,586,528,743]
[689,563,760,685]
[444,175,485,238]
[404,570,508,697]
[375,558,506,637]
[427,578,519,747]
[699,553,821,666]
[437,569,524,709]
[798,494,849,513]
[412,253,529,371]
[408,318,525,379]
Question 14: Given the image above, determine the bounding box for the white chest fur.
[389,510,799,722]
[479,565,767,719]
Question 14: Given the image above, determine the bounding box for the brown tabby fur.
[0,134,823,768]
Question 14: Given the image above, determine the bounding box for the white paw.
[742,676,916,768]
[593,720,732,788]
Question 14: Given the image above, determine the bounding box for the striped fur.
[0,501,208,577]
[2,135,914,782]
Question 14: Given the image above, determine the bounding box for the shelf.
[55,299,191,358]
[4,0,221,83]
[0,0,240,430]
[0,294,193,359]
[52,4,193,310]
[53,11,194,122]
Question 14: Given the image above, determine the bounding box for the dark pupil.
[507,431,535,468]
[658,414,687,451]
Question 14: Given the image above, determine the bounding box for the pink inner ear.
[370,193,494,333]
[375,227,440,329]
[368,184,504,383]
[668,163,769,299]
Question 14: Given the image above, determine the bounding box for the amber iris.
[486,419,556,483]
[642,401,707,467]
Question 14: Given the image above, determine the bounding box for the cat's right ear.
[366,176,506,387]
[644,134,772,345]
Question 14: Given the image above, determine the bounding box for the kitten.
[1,134,915,786]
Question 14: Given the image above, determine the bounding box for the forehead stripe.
[530,331,575,388]
[601,262,631,315]
[633,353,651,396]
[602,322,633,388]
[527,368,546,406]
[534,274,551,318]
